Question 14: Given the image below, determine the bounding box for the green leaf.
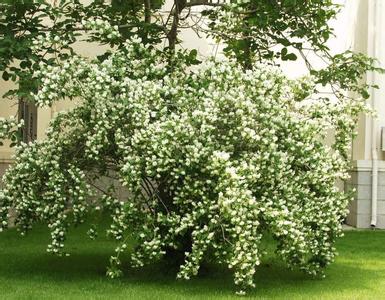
[20,60,31,69]
[285,53,297,61]
[2,70,10,81]
[361,90,370,99]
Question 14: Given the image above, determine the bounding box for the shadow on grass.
[0,225,384,298]
[0,249,379,298]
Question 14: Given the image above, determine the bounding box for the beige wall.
[0,79,17,162]
[350,0,370,161]
[349,0,385,161]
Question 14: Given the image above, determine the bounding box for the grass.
[0,222,385,300]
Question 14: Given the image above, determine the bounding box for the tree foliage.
[0,0,382,295]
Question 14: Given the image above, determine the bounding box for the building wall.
[346,161,385,228]
[344,0,385,228]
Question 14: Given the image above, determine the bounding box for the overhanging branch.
[185,0,226,7]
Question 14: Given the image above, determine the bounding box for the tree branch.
[144,0,151,24]
[167,0,187,50]
[185,0,226,7]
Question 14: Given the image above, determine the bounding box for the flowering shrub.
[0,40,370,294]
[0,117,23,147]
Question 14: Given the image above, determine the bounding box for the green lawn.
[0,222,385,300]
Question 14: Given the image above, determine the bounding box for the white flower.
[213,151,230,161]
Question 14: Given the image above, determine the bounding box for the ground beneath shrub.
[0,221,384,299]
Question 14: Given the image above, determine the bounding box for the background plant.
[0,0,382,295]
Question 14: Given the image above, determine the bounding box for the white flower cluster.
[33,57,89,107]
[31,33,69,52]
[0,116,24,147]
[0,41,366,294]
[81,18,121,40]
